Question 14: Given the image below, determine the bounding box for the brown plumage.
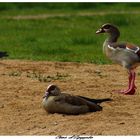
[42,85,111,115]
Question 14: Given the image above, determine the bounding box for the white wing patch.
[107,45,116,51]
[126,46,140,53]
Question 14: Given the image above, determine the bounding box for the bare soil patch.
[5,11,140,20]
[1,60,140,135]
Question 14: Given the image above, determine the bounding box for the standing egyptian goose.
[96,23,140,95]
[42,84,103,115]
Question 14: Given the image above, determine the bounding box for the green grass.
[1,3,140,64]
[0,3,140,16]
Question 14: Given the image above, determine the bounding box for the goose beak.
[96,28,105,34]
[43,92,49,98]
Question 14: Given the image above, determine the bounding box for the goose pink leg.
[118,69,136,95]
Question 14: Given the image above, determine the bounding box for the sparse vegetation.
[7,70,70,82]
[26,71,70,82]
[9,71,22,77]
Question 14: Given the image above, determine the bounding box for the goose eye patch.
[48,85,56,92]
[103,25,111,29]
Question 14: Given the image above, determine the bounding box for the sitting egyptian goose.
[42,84,105,115]
[96,23,140,95]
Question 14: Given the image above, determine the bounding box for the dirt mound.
[1,60,140,135]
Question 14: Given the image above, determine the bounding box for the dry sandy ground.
[1,60,140,135]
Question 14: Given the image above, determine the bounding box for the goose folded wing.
[109,42,140,54]
[54,93,88,106]
[54,93,102,111]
